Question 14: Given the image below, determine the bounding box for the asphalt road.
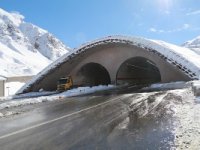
[0,90,174,150]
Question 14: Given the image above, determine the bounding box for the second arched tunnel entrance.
[116,57,161,85]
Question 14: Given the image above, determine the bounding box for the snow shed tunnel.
[17,36,195,94]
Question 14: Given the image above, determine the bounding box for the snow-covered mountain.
[182,36,200,55]
[0,8,70,77]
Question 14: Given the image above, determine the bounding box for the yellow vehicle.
[57,76,73,92]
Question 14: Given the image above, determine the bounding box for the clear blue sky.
[1,0,200,48]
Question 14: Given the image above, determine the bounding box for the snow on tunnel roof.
[17,35,200,94]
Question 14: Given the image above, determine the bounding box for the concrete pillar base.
[192,80,200,97]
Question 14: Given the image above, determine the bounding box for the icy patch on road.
[142,81,188,91]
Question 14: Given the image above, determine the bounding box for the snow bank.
[142,81,188,91]
[58,85,115,97]
[0,91,56,101]
[0,85,115,111]
[17,35,200,94]
[11,91,57,100]
[127,87,200,149]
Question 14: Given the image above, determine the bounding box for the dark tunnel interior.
[77,63,111,86]
[116,57,161,85]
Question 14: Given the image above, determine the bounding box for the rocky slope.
[0,8,70,77]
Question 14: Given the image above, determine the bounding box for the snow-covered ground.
[141,81,188,91]
[1,81,199,116]
[171,89,200,149]
[4,82,25,96]
[0,8,70,77]
[0,85,115,113]
[111,87,200,149]
[1,81,198,111]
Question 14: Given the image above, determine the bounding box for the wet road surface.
[0,90,175,150]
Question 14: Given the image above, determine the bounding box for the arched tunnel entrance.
[77,63,111,86]
[116,57,161,85]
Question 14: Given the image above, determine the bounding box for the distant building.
[0,75,33,97]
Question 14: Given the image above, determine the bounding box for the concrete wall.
[28,43,190,92]
[0,80,5,97]
[7,76,33,83]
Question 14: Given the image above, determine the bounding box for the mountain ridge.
[182,36,200,55]
[0,8,70,77]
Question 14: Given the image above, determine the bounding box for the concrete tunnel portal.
[77,63,111,86]
[76,58,161,87]
[18,36,195,94]
[116,57,161,85]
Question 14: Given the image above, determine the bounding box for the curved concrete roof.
[17,35,200,94]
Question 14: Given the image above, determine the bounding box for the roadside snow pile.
[128,89,187,121]
[0,95,57,110]
[142,81,188,91]
[123,87,199,149]
[12,91,57,100]
[0,91,57,101]
[59,85,115,97]
[18,35,200,94]
[171,89,200,149]
[0,85,115,112]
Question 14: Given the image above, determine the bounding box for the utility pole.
[6,86,10,96]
